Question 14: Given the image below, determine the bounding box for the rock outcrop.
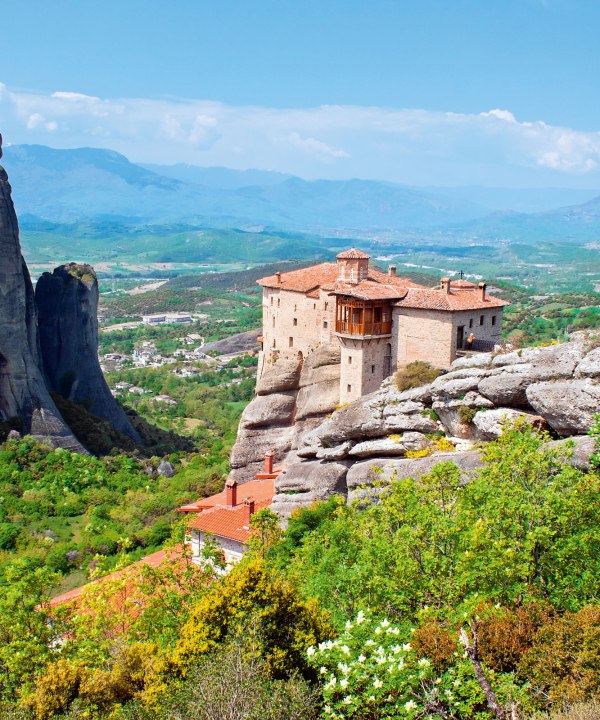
[0,133,137,453]
[0,135,85,451]
[228,344,341,483]
[35,264,141,443]
[266,335,600,520]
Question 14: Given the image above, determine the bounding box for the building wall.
[260,287,334,366]
[190,530,246,572]
[393,306,503,370]
[339,336,393,404]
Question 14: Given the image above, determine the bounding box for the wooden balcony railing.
[336,320,392,337]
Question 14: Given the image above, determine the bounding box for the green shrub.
[458,405,478,424]
[394,361,442,391]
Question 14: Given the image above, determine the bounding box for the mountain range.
[4,143,600,240]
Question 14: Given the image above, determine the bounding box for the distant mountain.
[2,144,488,230]
[4,144,600,248]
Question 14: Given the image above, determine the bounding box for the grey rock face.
[35,264,141,444]
[0,163,85,452]
[157,461,176,478]
[472,408,543,440]
[348,433,428,458]
[256,355,302,395]
[240,392,296,429]
[526,379,600,435]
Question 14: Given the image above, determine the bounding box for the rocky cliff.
[0,133,137,452]
[262,336,600,520]
[36,264,141,444]
[229,344,341,483]
[0,139,86,451]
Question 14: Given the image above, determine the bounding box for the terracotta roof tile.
[331,280,408,301]
[336,248,371,259]
[48,545,185,608]
[179,477,275,513]
[396,286,509,311]
[258,262,339,293]
[188,497,273,543]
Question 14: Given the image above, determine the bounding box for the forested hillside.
[0,422,598,719]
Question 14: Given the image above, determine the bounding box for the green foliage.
[394,361,442,392]
[458,404,478,424]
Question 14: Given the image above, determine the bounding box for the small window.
[272,317,275,327]
[313,303,316,309]
[324,301,329,310]
[479,315,484,326]
[491,315,497,326]
[348,356,352,364]
[270,297,273,306]
[293,318,297,326]
[277,298,281,307]
[272,339,276,348]
[323,321,328,329]
[371,364,375,374]
[294,304,297,312]
[289,337,294,348]
[347,384,352,393]
[469,319,473,329]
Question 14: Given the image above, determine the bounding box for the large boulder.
[472,408,544,440]
[526,379,600,435]
[255,354,302,395]
[240,392,296,429]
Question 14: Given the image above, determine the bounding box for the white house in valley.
[257,249,509,404]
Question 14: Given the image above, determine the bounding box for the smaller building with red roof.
[180,452,278,569]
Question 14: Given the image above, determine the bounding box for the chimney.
[276,272,282,284]
[478,282,486,301]
[440,277,451,294]
[388,265,397,277]
[243,497,255,526]
[263,450,274,475]
[225,478,237,507]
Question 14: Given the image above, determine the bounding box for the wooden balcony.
[335,319,392,337]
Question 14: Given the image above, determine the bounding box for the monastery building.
[258,249,509,404]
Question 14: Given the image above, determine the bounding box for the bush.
[394,361,442,391]
[458,405,478,424]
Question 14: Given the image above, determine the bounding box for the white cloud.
[1,83,600,185]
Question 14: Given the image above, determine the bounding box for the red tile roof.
[336,248,371,259]
[187,496,272,544]
[258,261,424,295]
[48,545,185,608]
[396,285,509,311]
[179,477,275,513]
[331,280,408,301]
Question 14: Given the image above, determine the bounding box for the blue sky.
[2,0,600,186]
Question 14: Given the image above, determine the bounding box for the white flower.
[365,639,376,646]
[345,620,353,629]
[397,659,405,670]
[368,695,375,702]
[418,658,430,667]
[391,644,401,653]
[337,662,349,674]
[343,695,353,705]
[381,618,390,627]
[402,643,412,651]
[405,700,418,711]
[307,646,315,657]
[356,610,365,624]
[326,676,337,688]
[358,654,366,662]
[340,678,349,688]
[340,644,350,655]
[373,678,383,688]
[375,626,382,634]
[320,666,327,674]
